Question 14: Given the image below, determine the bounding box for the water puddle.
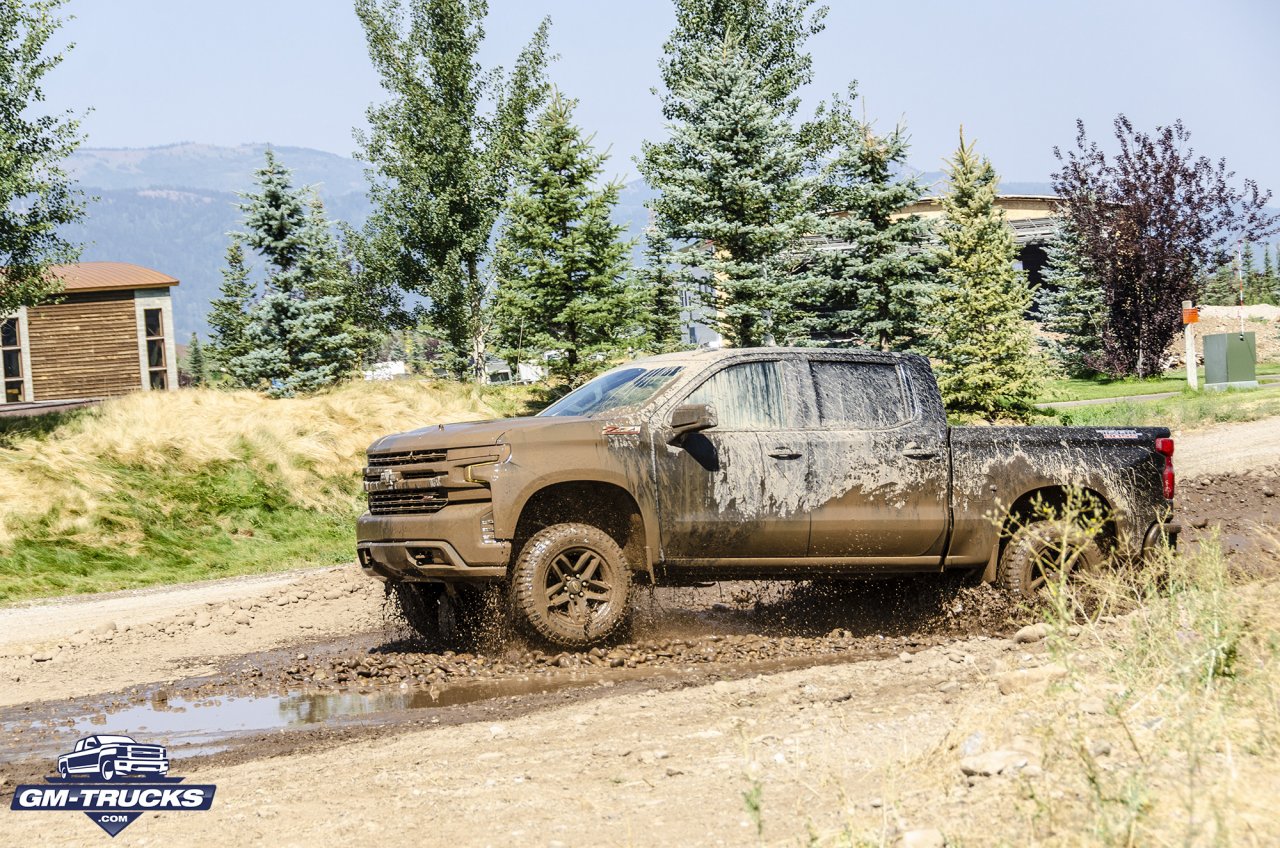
[2,673,614,764]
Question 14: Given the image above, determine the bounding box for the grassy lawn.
[1051,382,1280,427]
[0,380,538,604]
[1039,360,1280,404]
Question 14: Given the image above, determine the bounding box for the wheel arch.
[512,480,652,575]
[981,484,1116,582]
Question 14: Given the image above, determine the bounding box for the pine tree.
[240,149,309,274]
[207,237,254,373]
[186,334,208,386]
[230,288,353,398]
[0,0,86,313]
[804,94,934,351]
[355,0,551,382]
[1035,223,1104,376]
[637,229,685,351]
[927,130,1043,422]
[493,92,638,385]
[639,36,814,346]
[215,152,360,394]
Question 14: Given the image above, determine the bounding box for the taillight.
[1155,437,1175,499]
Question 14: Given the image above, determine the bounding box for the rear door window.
[686,361,787,431]
[810,361,910,429]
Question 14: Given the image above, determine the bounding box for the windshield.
[540,365,684,417]
[96,735,135,745]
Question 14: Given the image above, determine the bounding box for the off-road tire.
[998,519,1103,598]
[511,523,631,648]
[389,582,489,648]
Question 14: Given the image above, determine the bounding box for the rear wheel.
[389,582,490,648]
[998,519,1103,597]
[511,523,631,648]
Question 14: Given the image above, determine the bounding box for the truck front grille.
[368,489,449,515]
[367,449,448,468]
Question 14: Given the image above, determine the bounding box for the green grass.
[0,380,542,604]
[1052,383,1280,427]
[0,461,355,600]
[1039,361,1280,404]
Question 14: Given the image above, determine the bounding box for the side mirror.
[668,403,717,444]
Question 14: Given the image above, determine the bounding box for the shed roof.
[50,262,179,293]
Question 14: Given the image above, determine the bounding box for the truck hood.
[367,415,597,454]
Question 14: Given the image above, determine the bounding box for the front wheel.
[998,519,1103,597]
[510,523,631,648]
[100,758,117,781]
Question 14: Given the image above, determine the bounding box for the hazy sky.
[41,0,1280,192]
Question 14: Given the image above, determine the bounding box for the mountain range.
[63,143,1053,338]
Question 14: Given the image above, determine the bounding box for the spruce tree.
[927,130,1042,422]
[804,94,934,351]
[207,237,254,373]
[493,92,638,385]
[186,334,208,386]
[1035,223,1104,376]
[637,229,686,351]
[215,152,360,395]
[639,36,814,346]
[230,288,353,398]
[355,0,550,382]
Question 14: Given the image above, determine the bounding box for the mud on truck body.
[358,348,1179,647]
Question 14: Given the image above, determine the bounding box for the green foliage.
[213,153,358,395]
[185,333,208,386]
[0,0,85,314]
[804,92,935,351]
[230,288,353,398]
[207,238,254,371]
[639,36,815,346]
[1036,224,1105,377]
[492,92,639,385]
[636,229,686,351]
[354,0,551,381]
[927,130,1043,421]
[659,0,827,120]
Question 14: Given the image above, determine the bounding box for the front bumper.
[357,503,511,583]
[117,759,169,775]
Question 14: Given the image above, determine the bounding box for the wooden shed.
[1,262,179,406]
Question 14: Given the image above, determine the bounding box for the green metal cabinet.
[1203,332,1258,390]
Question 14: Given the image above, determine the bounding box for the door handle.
[768,446,802,460]
[902,443,939,460]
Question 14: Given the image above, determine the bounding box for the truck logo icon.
[10,734,216,837]
[57,734,169,781]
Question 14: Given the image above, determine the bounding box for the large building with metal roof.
[1,262,179,410]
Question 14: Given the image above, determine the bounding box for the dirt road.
[2,418,1278,846]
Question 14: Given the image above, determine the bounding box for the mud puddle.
[0,646,897,772]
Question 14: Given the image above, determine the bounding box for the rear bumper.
[356,504,510,583]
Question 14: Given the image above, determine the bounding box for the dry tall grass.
[0,380,515,552]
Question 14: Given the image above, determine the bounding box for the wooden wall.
[26,291,142,401]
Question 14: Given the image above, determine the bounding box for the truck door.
[803,358,949,561]
[655,359,811,560]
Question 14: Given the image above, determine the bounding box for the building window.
[1,317,24,403]
[144,307,167,390]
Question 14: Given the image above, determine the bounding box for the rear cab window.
[809,360,911,429]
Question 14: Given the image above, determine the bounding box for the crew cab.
[57,735,169,781]
[358,348,1178,647]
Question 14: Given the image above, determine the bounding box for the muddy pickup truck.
[358,348,1178,647]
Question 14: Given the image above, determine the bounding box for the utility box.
[1203,332,1258,390]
